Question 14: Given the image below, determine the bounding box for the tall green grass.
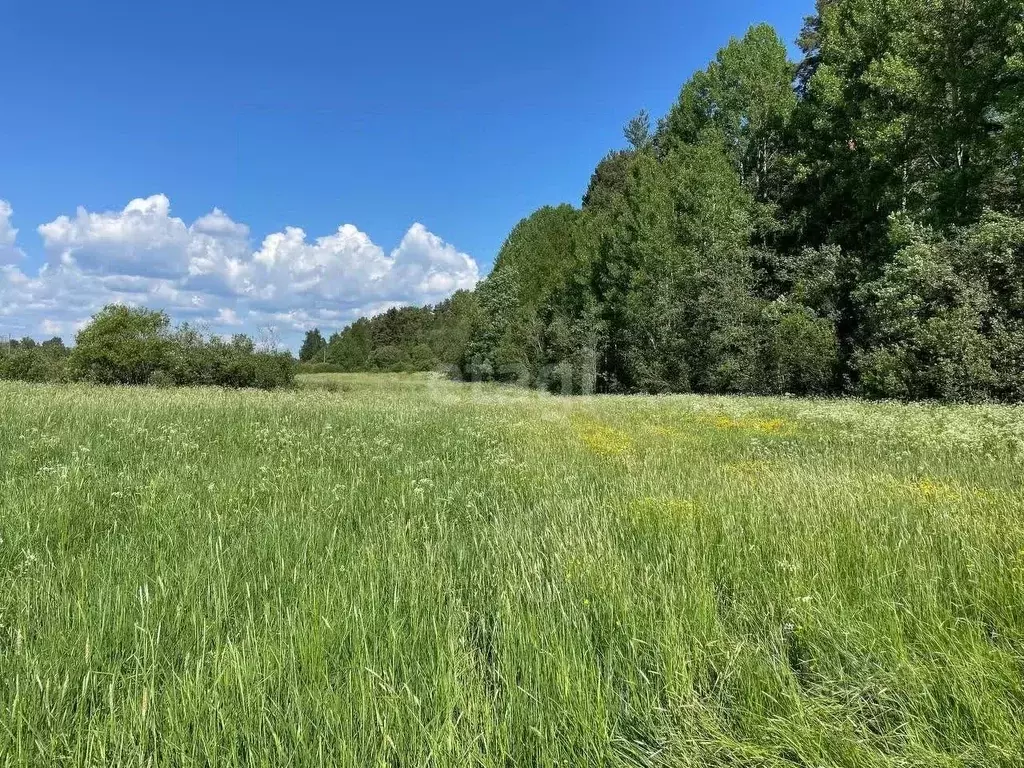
[0,374,1022,766]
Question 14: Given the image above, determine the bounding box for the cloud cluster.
[0,195,480,346]
[0,200,24,264]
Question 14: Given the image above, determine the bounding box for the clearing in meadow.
[0,373,1022,766]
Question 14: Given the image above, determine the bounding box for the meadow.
[1,373,1022,766]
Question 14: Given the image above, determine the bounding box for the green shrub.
[759,302,839,395]
[855,213,1024,401]
[148,369,175,388]
[69,305,172,385]
[0,304,301,390]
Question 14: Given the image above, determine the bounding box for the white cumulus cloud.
[0,200,25,264]
[0,195,480,346]
[38,194,192,278]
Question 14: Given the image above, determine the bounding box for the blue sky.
[0,0,809,346]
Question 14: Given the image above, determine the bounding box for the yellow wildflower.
[571,416,634,457]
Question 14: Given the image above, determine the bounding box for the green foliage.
[69,305,173,385]
[489,205,580,315]
[288,2,1023,403]
[0,337,70,383]
[758,302,839,395]
[581,150,634,211]
[660,23,796,210]
[195,334,295,390]
[61,305,294,389]
[430,290,481,369]
[147,368,175,388]
[462,206,580,384]
[610,151,693,392]
[539,299,600,395]
[855,212,1024,401]
[321,291,481,375]
[327,317,373,371]
[461,266,532,382]
[298,328,328,363]
[579,137,763,394]
[623,109,651,151]
[791,0,1022,252]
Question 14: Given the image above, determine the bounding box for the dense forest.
[299,290,479,375]
[307,0,1024,401]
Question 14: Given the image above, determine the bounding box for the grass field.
[1,373,1023,766]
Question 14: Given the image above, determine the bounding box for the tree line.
[298,291,479,374]
[1,305,294,389]
[305,0,1024,401]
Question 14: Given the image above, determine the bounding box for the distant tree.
[582,151,635,211]
[625,141,761,393]
[299,328,328,362]
[61,305,293,389]
[40,337,66,353]
[659,23,796,231]
[326,319,372,371]
[489,205,580,314]
[369,344,405,372]
[69,305,172,385]
[462,205,580,383]
[462,266,531,382]
[624,110,652,151]
[613,151,691,392]
[430,290,481,369]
